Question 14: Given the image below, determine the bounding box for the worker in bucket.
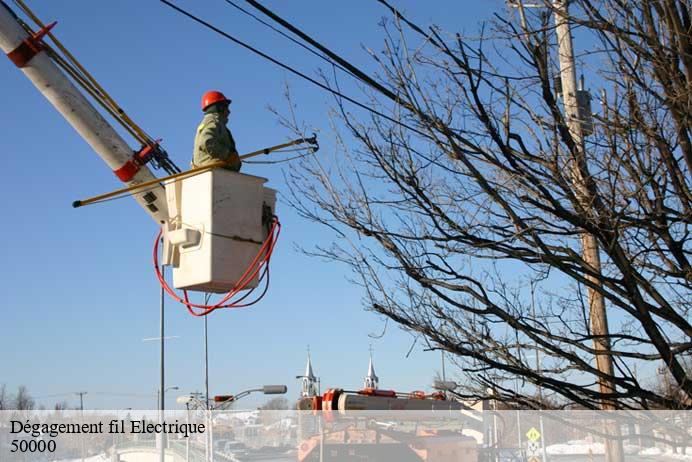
[192,90,241,171]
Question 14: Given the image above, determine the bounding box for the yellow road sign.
[526,427,541,441]
[527,457,540,462]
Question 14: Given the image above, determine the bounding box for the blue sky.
[0,0,507,409]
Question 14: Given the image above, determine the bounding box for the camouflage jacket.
[191,112,241,171]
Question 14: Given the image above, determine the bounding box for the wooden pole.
[553,2,623,460]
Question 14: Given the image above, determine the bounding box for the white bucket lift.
[163,169,276,293]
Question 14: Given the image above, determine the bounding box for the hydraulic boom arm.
[0,1,169,223]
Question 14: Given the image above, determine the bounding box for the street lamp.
[213,385,288,409]
[157,386,179,409]
[178,385,287,462]
[177,385,287,410]
[155,386,178,462]
[433,380,458,392]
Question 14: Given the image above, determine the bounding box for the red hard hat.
[201,90,231,111]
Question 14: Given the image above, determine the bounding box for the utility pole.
[552,2,622,461]
[75,391,86,462]
[75,391,87,411]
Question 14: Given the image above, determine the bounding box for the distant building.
[363,351,379,389]
[297,350,319,398]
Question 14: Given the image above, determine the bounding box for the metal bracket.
[114,139,181,182]
[6,20,56,68]
[305,132,319,153]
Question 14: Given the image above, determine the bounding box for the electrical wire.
[244,151,316,164]
[12,0,182,176]
[235,0,484,155]
[153,217,281,316]
[8,2,282,316]
[158,0,429,139]
[222,0,360,81]
[183,220,278,315]
[12,0,156,147]
[239,0,401,105]
[243,146,318,164]
[155,224,272,316]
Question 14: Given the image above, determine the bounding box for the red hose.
[153,217,281,316]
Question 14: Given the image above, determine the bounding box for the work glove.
[226,151,242,172]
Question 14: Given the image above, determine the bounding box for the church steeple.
[363,345,379,389]
[298,346,319,398]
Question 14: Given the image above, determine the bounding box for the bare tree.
[259,397,290,410]
[13,385,34,410]
[285,0,691,409]
[653,359,692,409]
[0,384,7,410]
[54,400,71,411]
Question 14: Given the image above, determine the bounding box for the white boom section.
[0,4,169,223]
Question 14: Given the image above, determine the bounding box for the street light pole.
[203,295,211,462]
[204,317,210,408]
[160,264,166,413]
[158,386,179,409]
[159,263,166,462]
[527,284,548,462]
[203,294,211,409]
[177,385,286,462]
[185,404,190,462]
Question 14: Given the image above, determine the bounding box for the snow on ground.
[544,440,692,457]
[639,447,692,461]
[546,440,606,455]
[51,454,108,462]
[546,440,641,455]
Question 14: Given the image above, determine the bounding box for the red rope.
[153,217,281,316]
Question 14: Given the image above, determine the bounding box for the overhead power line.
[235,0,482,155]
[239,0,402,105]
[158,0,428,138]
[222,0,358,80]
